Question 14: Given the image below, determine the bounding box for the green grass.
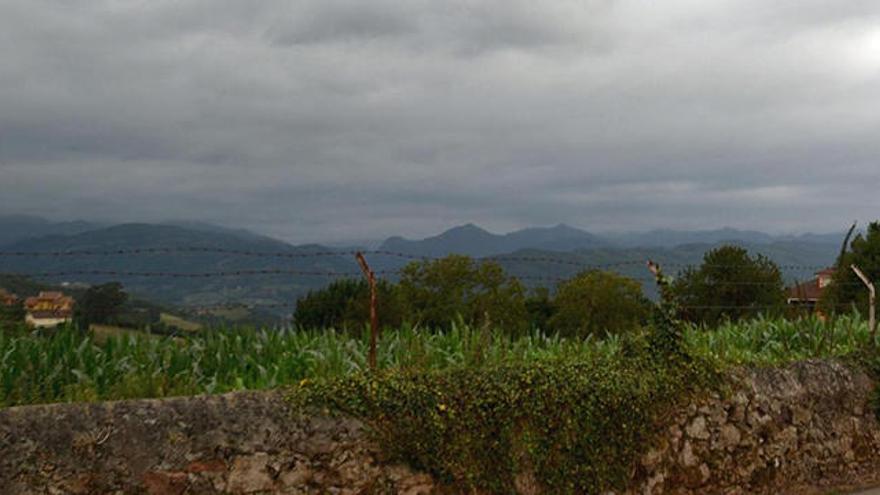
[0,314,872,408]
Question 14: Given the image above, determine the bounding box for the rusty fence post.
[355,252,379,370]
[851,264,876,348]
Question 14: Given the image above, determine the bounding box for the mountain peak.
[442,223,492,236]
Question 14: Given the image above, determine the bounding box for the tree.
[671,245,786,325]
[0,301,25,327]
[293,279,403,330]
[821,222,880,314]
[548,270,650,338]
[398,255,528,333]
[525,286,555,331]
[75,282,128,328]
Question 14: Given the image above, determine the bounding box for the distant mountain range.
[0,215,273,246]
[0,215,105,247]
[378,223,845,257]
[0,222,357,319]
[602,228,846,249]
[379,223,609,258]
[0,216,847,318]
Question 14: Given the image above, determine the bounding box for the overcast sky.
[1,1,879,243]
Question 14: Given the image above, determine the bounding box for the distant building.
[0,288,19,307]
[24,291,75,328]
[787,268,835,310]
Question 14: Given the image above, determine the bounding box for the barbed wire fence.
[0,247,860,315]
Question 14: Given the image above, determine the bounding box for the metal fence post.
[851,264,876,347]
[355,252,379,370]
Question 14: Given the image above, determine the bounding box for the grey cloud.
[1,0,879,243]
[264,0,613,54]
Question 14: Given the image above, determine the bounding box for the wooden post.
[355,252,379,370]
[851,264,876,347]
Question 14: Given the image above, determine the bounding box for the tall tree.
[525,286,554,331]
[75,282,128,328]
[671,246,786,325]
[548,270,650,338]
[293,278,402,330]
[0,301,25,327]
[821,222,880,315]
[398,255,528,333]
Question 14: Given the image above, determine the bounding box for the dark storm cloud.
[1,0,879,242]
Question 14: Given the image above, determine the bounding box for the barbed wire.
[175,301,864,314]
[21,269,397,279]
[12,269,858,287]
[1,246,851,316]
[0,247,429,260]
[183,302,297,311]
[0,246,834,271]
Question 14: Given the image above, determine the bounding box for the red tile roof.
[24,291,75,317]
[787,279,823,301]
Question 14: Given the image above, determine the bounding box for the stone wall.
[1,360,879,494]
[0,392,432,495]
[630,360,880,495]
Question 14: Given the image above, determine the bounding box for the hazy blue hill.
[604,228,845,249]
[504,223,608,252]
[380,224,499,258]
[161,220,274,243]
[366,224,841,300]
[0,219,847,318]
[0,215,104,247]
[378,223,608,258]
[488,240,840,299]
[607,228,775,248]
[0,223,358,313]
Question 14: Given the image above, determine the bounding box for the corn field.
[0,314,872,407]
[685,314,871,365]
[0,321,619,407]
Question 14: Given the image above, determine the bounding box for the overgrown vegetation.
[293,345,713,493]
